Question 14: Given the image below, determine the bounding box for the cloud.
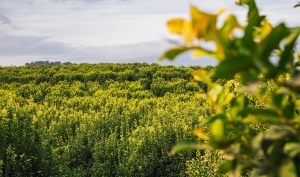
[0,35,68,56]
[0,14,10,24]
[0,35,216,66]
[0,0,300,67]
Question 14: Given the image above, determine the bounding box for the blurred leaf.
[200,114,223,126]
[240,71,259,85]
[276,27,300,76]
[219,14,241,38]
[272,93,288,109]
[193,128,209,140]
[254,19,272,40]
[211,118,226,141]
[294,3,300,8]
[264,126,294,140]
[218,7,227,14]
[170,142,212,156]
[219,161,232,174]
[284,143,300,157]
[282,103,295,119]
[240,0,264,50]
[208,84,223,103]
[231,96,249,110]
[159,47,188,61]
[223,93,235,106]
[229,96,249,118]
[259,23,288,64]
[191,48,220,60]
[244,108,281,124]
[252,133,264,150]
[285,74,300,87]
[235,0,260,23]
[214,58,253,80]
[279,159,297,177]
[192,69,211,84]
[268,141,285,167]
[217,14,241,56]
[190,5,218,41]
[167,18,193,41]
[251,168,268,177]
[284,27,300,46]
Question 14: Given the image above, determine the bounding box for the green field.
[0,63,236,176]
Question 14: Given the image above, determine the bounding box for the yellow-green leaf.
[208,84,223,103]
[219,14,241,37]
[211,119,225,141]
[279,160,297,177]
[167,18,193,42]
[192,69,211,84]
[193,128,209,140]
[192,47,224,60]
[190,5,218,41]
[284,143,300,157]
[254,19,272,40]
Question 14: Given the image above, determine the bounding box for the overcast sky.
[0,0,300,66]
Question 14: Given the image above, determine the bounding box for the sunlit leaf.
[219,14,241,38]
[211,118,226,141]
[284,143,300,157]
[223,93,234,106]
[278,159,297,177]
[190,5,218,41]
[208,84,223,103]
[192,48,214,58]
[193,128,209,140]
[218,7,227,14]
[167,18,193,41]
[254,19,272,40]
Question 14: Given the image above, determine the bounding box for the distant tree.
[25,61,71,66]
[63,62,72,65]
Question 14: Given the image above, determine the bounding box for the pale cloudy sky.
[0,0,299,66]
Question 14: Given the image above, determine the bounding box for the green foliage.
[161,0,300,176]
[186,150,227,177]
[0,63,218,176]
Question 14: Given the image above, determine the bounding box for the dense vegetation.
[0,63,234,176]
[2,0,299,176]
[161,0,300,176]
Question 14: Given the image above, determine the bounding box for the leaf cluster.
[162,0,300,176]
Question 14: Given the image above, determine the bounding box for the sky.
[0,0,300,66]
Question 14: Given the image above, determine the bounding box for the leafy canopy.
[161,0,300,176]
